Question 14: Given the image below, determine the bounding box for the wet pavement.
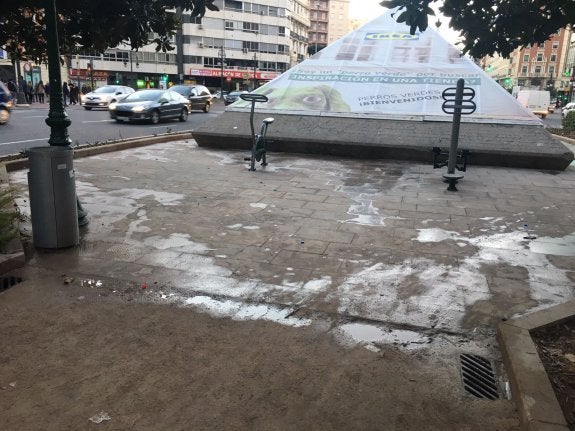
[3,139,575,429]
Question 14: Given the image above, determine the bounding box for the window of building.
[243,22,259,33]
[534,65,542,74]
[536,53,543,61]
[523,54,529,62]
[224,0,242,12]
[550,54,556,62]
[521,65,527,75]
[552,41,559,49]
[225,20,234,30]
[549,66,555,75]
[278,26,285,36]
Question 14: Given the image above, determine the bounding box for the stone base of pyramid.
[193,112,574,171]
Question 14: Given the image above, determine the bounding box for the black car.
[224,90,249,106]
[109,89,189,124]
[0,81,14,125]
[168,84,213,113]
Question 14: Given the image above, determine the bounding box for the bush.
[563,110,575,131]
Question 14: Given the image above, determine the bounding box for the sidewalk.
[1,139,574,430]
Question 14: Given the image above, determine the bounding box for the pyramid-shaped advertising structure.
[229,11,540,125]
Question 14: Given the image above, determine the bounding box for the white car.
[82,85,134,110]
[561,102,575,118]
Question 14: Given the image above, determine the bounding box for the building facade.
[483,28,574,102]
[288,0,311,67]
[309,0,351,54]
[326,0,351,45]
[69,1,293,93]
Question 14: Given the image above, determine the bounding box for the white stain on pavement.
[334,323,430,351]
[181,295,311,327]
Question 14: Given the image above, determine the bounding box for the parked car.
[562,102,575,118]
[0,81,14,125]
[213,90,229,99]
[82,85,134,110]
[224,90,249,106]
[109,89,189,124]
[168,84,213,113]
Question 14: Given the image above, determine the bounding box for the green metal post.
[44,0,88,226]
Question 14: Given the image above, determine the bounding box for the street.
[0,101,225,157]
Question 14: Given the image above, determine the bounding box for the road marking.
[16,115,48,119]
[81,120,115,123]
[0,138,47,146]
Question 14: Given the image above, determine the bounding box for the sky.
[349,0,462,46]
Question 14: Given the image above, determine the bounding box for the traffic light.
[565,69,571,77]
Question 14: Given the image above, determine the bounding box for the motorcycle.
[0,81,14,125]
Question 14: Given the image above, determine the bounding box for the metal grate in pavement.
[0,275,23,293]
[460,353,499,400]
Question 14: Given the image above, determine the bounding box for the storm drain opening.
[460,353,499,400]
[0,275,23,293]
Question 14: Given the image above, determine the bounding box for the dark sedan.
[224,90,249,106]
[109,89,189,124]
[168,84,213,113]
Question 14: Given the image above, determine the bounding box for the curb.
[497,301,575,431]
[1,131,193,172]
[552,134,575,147]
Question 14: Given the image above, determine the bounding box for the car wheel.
[203,103,210,113]
[0,109,9,125]
[179,108,188,122]
[150,110,160,124]
[84,107,92,110]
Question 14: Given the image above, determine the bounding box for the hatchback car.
[224,90,249,106]
[82,85,134,110]
[109,89,189,124]
[169,84,213,112]
[0,81,14,125]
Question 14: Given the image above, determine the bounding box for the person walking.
[26,81,34,104]
[69,83,79,105]
[7,79,17,102]
[62,82,69,106]
[36,81,45,103]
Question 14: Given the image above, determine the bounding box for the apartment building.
[483,28,573,102]
[510,28,572,95]
[288,0,311,67]
[327,0,351,45]
[68,1,293,93]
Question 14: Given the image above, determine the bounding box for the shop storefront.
[188,68,280,93]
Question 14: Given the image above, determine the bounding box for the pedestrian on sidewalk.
[62,82,69,106]
[7,79,17,102]
[26,81,34,104]
[36,81,45,103]
[69,83,79,105]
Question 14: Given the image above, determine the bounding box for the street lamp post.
[252,52,257,91]
[219,47,225,100]
[88,59,94,90]
[75,54,81,90]
[27,0,88,250]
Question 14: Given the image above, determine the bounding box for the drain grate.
[0,275,23,293]
[460,353,499,400]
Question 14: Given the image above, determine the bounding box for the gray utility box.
[28,147,79,248]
